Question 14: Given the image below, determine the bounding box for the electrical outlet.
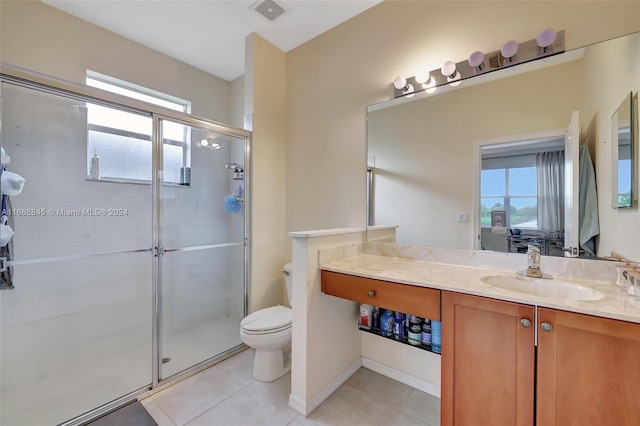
[457,212,469,223]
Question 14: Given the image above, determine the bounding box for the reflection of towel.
[578,145,599,256]
[1,195,14,290]
[224,195,242,214]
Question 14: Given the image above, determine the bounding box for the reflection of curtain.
[536,151,564,232]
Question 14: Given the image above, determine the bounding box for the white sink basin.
[480,275,604,301]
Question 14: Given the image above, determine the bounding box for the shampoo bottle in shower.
[90,149,100,180]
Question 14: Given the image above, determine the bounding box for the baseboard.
[361,357,441,398]
[288,357,362,416]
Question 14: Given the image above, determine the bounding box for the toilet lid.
[241,305,292,332]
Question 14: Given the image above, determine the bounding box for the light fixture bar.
[393,30,565,98]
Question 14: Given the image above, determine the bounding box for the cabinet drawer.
[321,270,440,320]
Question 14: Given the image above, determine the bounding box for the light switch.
[457,212,469,223]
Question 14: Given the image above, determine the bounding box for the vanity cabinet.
[442,291,640,426]
[441,291,535,426]
[537,308,640,425]
[320,270,440,320]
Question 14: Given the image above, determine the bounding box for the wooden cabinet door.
[537,308,640,426]
[441,291,535,426]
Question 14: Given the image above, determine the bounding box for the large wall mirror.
[612,91,636,209]
[367,31,640,262]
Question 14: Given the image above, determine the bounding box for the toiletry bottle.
[371,306,380,330]
[360,304,373,330]
[90,149,100,179]
[393,312,404,341]
[408,315,423,346]
[380,309,395,337]
[431,320,442,354]
[422,319,432,346]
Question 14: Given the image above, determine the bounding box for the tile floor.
[141,348,440,426]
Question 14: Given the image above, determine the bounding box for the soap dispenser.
[90,149,100,180]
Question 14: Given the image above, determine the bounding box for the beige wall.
[0,0,230,123]
[245,34,288,312]
[286,1,640,259]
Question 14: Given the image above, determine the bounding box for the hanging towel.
[0,170,25,196]
[0,194,14,290]
[578,145,599,257]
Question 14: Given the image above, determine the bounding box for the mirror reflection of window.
[480,137,565,254]
[481,166,537,229]
[612,91,634,209]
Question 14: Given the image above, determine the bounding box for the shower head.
[225,163,243,170]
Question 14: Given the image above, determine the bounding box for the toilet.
[240,263,293,382]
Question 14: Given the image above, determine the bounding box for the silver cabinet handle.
[520,318,532,328]
[541,322,553,332]
[367,290,376,297]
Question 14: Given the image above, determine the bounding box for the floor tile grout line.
[145,396,178,426]
[152,365,248,426]
[180,378,253,426]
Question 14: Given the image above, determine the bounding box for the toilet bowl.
[240,263,293,382]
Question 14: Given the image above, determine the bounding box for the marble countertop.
[320,253,640,324]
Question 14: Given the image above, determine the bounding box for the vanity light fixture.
[391,29,564,99]
[537,28,558,54]
[501,40,519,63]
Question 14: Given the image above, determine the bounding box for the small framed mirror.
[611,91,635,209]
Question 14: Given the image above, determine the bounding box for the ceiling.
[43,0,382,81]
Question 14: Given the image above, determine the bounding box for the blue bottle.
[380,309,395,337]
[393,312,405,340]
[431,320,442,354]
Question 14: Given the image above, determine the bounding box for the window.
[85,71,191,184]
[481,156,538,229]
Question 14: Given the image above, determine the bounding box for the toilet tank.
[283,263,293,307]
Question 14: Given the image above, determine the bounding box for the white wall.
[285,1,640,259]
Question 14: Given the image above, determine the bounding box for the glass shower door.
[0,83,153,425]
[157,117,246,379]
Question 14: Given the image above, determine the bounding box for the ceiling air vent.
[252,0,287,22]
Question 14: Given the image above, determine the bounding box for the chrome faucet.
[517,245,553,279]
[525,245,543,278]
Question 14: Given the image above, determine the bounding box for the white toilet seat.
[241,305,292,335]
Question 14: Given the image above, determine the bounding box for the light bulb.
[501,40,519,59]
[200,139,209,147]
[468,51,485,68]
[415,71,430,84]
[393,75,408,90]
[441,61,457,77]
[537,28,557,48]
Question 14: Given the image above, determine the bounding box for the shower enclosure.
[0,71,250,425]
